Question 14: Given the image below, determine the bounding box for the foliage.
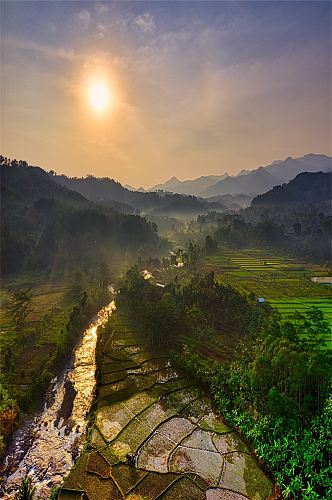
[14,476,36,500]
[1,156,159,276]
[204,235,218,255]
[197,206,331,262]
[0,278,111,458]
[176,309,331,497]
[6,289,32,345]
[49,486,61,499]
[119,265,331,497]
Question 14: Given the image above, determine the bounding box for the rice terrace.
[205,248,332,348]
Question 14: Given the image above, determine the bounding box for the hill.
[52,173,226,217]
[0,157,158,276]
[251,171,332,207]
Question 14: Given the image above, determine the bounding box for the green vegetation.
[0,271,112,458]
[197,205,331,262]
[1,156,159,277]
[202,247,332,348]
[14,477,35,500]
[0,156,163,464]
[117,265,331,498]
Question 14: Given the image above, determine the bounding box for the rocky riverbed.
[1,302,115,499]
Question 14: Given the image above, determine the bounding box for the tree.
[6,289,32,344]
[205,235,218,255]
[98,262,111,289]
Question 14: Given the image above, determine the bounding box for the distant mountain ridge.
[149,154,331,198]
[151,174,229,196]
[203,154,331,197]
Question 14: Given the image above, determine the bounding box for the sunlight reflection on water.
[2,301,115,499]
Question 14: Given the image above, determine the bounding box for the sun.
[88,82,110,112]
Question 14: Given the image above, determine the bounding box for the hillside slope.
[251,171,332,207]
[1,157,158,275]
[53,174,225,216]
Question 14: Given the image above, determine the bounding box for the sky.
[1,1,331,187]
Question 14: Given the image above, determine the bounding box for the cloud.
[57,48,76,60]
[46,22,56,33]
[95,23,106,40]
[75,9,91,29]
[132,13,156,34]
[4,36,79,63]
[95,3,109,14]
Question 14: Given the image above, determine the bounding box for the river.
[1,301,115,499]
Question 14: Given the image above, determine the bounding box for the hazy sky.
[1,1,331,187]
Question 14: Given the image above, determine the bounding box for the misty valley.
[0,154,331,500]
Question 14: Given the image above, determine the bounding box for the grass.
[204,247,332,348]
[0,278,72,409]
[0,278,70,329]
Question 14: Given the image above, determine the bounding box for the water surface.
[2,301,115,499]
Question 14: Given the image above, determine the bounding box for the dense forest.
[197,176,331,263]
[117,265,331,498]
[1,156,159,277]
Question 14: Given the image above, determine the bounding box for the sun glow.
[88,81,110,112]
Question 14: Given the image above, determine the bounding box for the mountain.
[203,168,281,197]
[237,169,250,176]
[150,174,228,196]
[53,174,226,217]
[251,171,332,207]
[1,157,158,275]
[151,176,181,192]
[201,154,332,197]
[124,184,136,191]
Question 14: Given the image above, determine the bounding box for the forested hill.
[0,157,159,276]
[2,159,88,210]
[52,173,225,216]
[251,171,332,207]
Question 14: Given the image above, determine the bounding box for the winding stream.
[1,301,115,499]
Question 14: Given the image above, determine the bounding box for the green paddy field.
[205,248,332,349]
